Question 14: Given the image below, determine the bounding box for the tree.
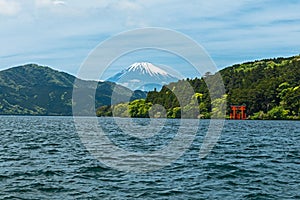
[211,94,227,118]
[266,106,289,120]
[128,99,152,118]
[112,103,129,117]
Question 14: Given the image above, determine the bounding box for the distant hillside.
[97,55,300,120]
[0,64,146,115]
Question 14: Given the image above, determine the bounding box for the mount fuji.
[107,62,182,91]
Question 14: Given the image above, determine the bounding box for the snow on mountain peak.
[127,62,169,76]
[106,62,182,91]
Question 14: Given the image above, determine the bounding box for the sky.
[0,0,300,79]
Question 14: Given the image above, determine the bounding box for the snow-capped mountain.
[107,62,182,91]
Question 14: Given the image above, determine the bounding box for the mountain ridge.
[107,62,181,91]
[0,64,146,115]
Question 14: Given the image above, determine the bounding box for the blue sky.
[0,0,299,79]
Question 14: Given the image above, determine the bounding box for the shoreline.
[0,115,299,121]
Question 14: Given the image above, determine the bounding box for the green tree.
[112,103,129,117]
[266,106,289,120]
[167,107,181,118]
[129,99,152,118]
[96,105,112,117]
[211,94,227,118]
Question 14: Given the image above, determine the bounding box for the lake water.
[0,116,299,199]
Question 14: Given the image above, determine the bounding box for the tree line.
[96,55,300,120]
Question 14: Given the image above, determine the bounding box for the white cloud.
[114,0,141,11]
[0,0,300,75]
[53,0,66,6]
[0,0,21,16]
[35,0,66,8]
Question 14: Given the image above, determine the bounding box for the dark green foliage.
[145,79,212,118]
[96,105,112,117]
[0,64,146,115]
[221,56,300,119]
[3,54,299,119]
[97,55,300,120]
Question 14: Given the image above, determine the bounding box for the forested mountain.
[0,64,146,115]
[222,55,300,119]
[97,55,300,120]
[1,55,299,119]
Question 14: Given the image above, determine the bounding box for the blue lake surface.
[0,116,299,199]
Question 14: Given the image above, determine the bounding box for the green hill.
[0,64,146,115]
[97,55,300,120]
[221,55,300,119]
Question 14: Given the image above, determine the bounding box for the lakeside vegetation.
[0,55,298,119]
[97,55,300,120]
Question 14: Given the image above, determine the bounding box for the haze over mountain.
[0,64,146,115]
[107,62,182,91]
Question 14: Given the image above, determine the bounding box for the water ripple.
[0,117,299,199]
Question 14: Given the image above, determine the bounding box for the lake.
[0,116,299,199]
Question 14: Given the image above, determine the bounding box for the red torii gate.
[230,105,246,120]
